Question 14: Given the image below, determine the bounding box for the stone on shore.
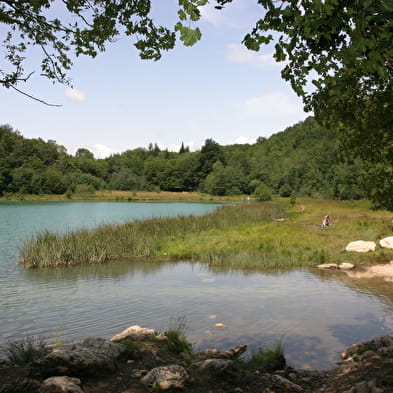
[39,376,83,393]
[222,344,247,359]
[32,337,128,378]
[140,365,188,390]
[341,335,393,360]
[339,262,355,270]
[111,325,156,342]
[379,236,393,249]
[317,263,338,269]
[345,241,376,253]
[193,358,240,378]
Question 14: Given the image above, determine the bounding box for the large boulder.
[111,325,156,342]
[39,376,83,393]
[32,337,128,378]
[345,241,376,253]
[140,365,188,390]
[380,236,393,249]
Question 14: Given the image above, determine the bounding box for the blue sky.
[1,0,308,158]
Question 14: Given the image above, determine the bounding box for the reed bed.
[21,203,285,268]
[21,198,393,269]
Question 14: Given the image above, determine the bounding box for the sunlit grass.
[21,203,285,268]
[20,197,393,269]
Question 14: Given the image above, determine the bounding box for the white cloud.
[65,87,86,102]
[200,2,261,29]
[227,43,282,67]
[241,92,303,116]
[90,144,117,159]
[158,141,195,152]
[200,3,227,26]
[234,136,256,145]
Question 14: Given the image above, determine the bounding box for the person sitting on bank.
[322,215,332,226]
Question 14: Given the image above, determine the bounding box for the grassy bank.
[0,190,247,203]
[20,198,393,269]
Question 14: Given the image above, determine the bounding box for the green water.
[1,201,393,370]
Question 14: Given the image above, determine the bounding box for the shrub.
[254,183,272,201]
[241,342,286,372]
[289,192,297,205]
[279,184,292,197]
[165,317,192,354]
[74,183,95,196]
[3,337,49,365]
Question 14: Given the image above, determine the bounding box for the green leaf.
[176,24,202,46]
[178,9,187,21]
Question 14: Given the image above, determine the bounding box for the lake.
[1,201,393,370]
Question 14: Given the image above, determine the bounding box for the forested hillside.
[0,118,366,201]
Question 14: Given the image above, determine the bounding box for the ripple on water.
[1,202,393,370]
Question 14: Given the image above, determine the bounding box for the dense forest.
[0,117,367,202]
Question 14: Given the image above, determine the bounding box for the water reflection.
[2,202,393,370]
[3,261,393,370]
[23,260,169,283]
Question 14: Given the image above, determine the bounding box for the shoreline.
[1,326,393,393]
[0,190,248,204]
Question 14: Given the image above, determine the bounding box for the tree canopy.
[0,118,367,202]
[0,0,207,91]
[2,0,392,208]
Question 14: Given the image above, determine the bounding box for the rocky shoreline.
[1,326,393,393]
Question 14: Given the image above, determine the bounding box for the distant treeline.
[0,117,366,200]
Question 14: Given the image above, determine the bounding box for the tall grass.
[164,316,192,354]
[2,337,48,365]
[21,198,393,269]
[21,203,285,268]
[240,341,286,372]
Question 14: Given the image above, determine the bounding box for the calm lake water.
[1,201,393,370]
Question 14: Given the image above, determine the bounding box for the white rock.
[345,241,376,253]
[380,236,393,249]
[39,376,83,393]
[339,263,355,270]
[111,325,156,341]
[317,263,338,270]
